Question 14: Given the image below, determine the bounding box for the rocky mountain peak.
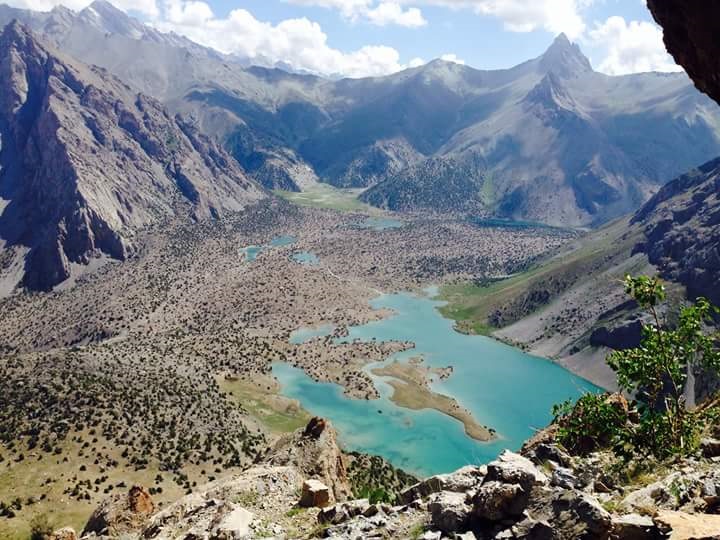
[525,71,573,106]
[78,0,146,39]
[1,17,30,44]
[0,22,263,292]
[539,32,593,77]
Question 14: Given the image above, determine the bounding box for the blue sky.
[207,0,658,71]
[11,0,681,78]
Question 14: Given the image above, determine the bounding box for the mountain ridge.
[0,21,264,293]
[1,3,719,227]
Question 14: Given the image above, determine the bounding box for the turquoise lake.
[242,235,297,262]
[292,251,320,266]
[243,246,262,262]
[273,291,599,477]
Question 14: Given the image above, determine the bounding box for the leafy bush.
[608,275,720,456]
[552,393,629,454]
[553,275,720,458]
[29,514,53,540]
[355,486,394,505]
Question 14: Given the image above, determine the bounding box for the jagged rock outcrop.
[81,485,155,537]
[648,0,720,105]
[264,416,352,504]
[632,157,720,305]
[0,21,263,293]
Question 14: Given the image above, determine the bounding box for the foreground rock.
[70,437,720,540]
[654,510,720,540]
[300,479,331,508]
[81,485,155,537]
[265,416,352,504]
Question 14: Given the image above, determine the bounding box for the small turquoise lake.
[273,291,599,477]
[292,251,320,266]
[242,235,297,262]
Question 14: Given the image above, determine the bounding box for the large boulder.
[299,479,331,508]
[473,481,527,521]
[611,513,657,540]
[82,485,155,537]
[654,510,720,540]
[211,507,254,539]
[552,491,612,540]
[399,465,486,504]
[485,450,548,490]
[318,499,371,525]
[427,491,471,534]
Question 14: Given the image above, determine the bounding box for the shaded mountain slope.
[437,1,720,390]
[442,148,720,390]
[362,38,720,226]
[632,158,720,305]
[0,22,263,293]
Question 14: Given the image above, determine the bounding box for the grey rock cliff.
[0,22,263,292]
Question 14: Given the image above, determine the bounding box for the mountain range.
[2,2,720,227]
[0,20,263,292]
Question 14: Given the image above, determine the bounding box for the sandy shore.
[372,360,496,442]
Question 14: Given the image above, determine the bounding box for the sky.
[7,0,683,78]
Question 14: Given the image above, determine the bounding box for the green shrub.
[29,514,54,540]
[553,275,720,459]
[553,393,629,454]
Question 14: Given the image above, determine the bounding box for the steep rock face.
[632,157,720,304]
[648,0,720,105]
[264,416,352,503]
[0,22,263,292]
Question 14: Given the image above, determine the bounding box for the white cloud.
[365,2,426,27]
[440,53,465,64]
[154,0,409,77]
[290,0,588,38]
[287,0,426,27]
[588,16,681,75]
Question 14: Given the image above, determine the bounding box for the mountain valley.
[1,1,720,539]
[2,3,720,227]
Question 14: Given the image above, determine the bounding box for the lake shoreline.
[372,359,496,442]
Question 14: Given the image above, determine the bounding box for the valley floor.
[0,198,575,538]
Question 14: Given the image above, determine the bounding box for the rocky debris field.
[31,417,720,540]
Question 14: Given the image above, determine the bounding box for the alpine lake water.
[276,289,600,477]
[246,234,598,476]
[242,235,298,262]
